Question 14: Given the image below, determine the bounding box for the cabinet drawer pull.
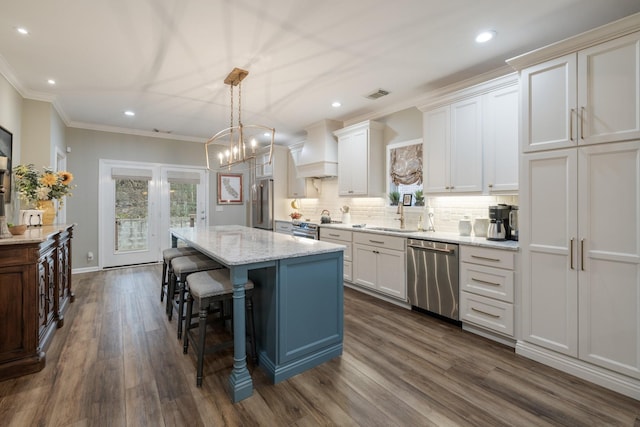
[471,307,500,318]
[328,233,340,237]
[369,240,385,245]
[470,255,500,262]
[471,277,500,286]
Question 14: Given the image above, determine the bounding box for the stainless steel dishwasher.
[407,239,459,321]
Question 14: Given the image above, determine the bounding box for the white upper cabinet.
[520,31,640,152]
[421,74,518,195]
[423,96,483,193]
[483,84,519,193]
[334,121,385,197]
[451,96,484,193]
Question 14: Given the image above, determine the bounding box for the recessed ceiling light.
[47,79,56,85]
[16,27,29,35]
[331,101,342,108]
[475,30,496,43]
[124,110,135,117]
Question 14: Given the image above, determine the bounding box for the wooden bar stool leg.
[177,275,186,339]
[183,293,193,354]
[161,261,167,302]
[167,272,177,320]
[196,304,208,387]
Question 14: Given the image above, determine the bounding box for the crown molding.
[507,12,640,70]
[66,121,206,143]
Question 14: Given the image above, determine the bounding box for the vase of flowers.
[14,164,74,225]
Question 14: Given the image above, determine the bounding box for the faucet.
[396,204,405,229]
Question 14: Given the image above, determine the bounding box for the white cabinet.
[521,141,640,380]
[460,246,516,341]
[287,144,319,198]
[254,145,288,221]
[421,74,519,195]
[483,84,519,193]
[274,220,293,235]
[519,32,640,153]
[334,121,385,197]
[320,228,353,282]
[510,15,640,399]
[352,232,406,300]
[423,96,483,193]
[255,149,273,178]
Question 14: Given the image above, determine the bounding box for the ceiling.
[1,0,639,146]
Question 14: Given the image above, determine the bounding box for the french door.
[99,160,207,268]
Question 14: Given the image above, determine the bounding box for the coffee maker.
[488,204,512,241]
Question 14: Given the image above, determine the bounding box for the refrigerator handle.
[258,183,264,224]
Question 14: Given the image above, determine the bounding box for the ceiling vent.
[365,89,390,100]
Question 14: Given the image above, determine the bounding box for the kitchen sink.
[366,226,417,233]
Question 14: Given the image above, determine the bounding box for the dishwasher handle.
[407,244,456,255]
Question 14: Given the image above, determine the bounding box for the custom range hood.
[295,119,343,178]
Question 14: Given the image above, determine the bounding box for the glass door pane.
[169,182,197,228]
[115,178,149,253]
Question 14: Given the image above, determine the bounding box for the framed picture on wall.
[217,173,243,204]
[0,126,12,200]
[402,193,413,206]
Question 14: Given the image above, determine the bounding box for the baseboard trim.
[516,341,640,400]
[72,266,100,274]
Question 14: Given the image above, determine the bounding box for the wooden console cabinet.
[0,225,74,381]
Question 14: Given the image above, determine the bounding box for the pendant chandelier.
[205,67,276,170]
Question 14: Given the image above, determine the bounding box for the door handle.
[570,238,575,270]
[570,108,574,141]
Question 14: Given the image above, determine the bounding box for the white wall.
[0,73,23,222]
[66,128,250,269]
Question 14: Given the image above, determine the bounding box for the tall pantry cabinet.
[508,14,640,399]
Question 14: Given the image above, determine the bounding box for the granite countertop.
[319,223,519,251]
[171,225,345,265]
[0,224,74,245]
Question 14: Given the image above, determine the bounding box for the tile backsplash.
[283,177,518,234]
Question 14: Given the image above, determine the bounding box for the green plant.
[414,189,425,206]
[14,164,75,207]
[388,191,400,206]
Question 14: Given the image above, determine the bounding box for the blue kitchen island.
[170,226,344,402]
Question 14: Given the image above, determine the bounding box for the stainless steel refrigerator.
[252,178,274,230]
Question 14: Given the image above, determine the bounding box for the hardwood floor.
[0,265,638,426]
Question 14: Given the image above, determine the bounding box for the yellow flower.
[59,171,74,185]
[40,172,58,187]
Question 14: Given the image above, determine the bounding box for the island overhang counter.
[170,225,345,402]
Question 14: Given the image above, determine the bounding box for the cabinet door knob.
[488,184,493,188]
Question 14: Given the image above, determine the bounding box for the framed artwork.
[0,126,12,200]
[402,193,413,206]
[217,173,243,204]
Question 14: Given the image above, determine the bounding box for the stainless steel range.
[291,222,319,239]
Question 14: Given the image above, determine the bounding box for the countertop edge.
[319,223,519,251]
[0,224,75,245]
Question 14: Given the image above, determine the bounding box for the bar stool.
[168,254,224,339]
[161,247,199,302]
[183,269,257,387]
